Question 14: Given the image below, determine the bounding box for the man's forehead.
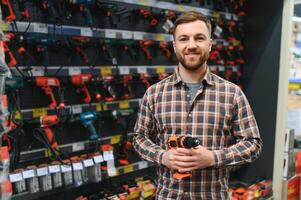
[174,21,210,37]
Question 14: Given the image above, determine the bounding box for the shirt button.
[184,192,189,195]
[186,94,190,97]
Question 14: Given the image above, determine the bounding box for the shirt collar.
[171,65,214,86]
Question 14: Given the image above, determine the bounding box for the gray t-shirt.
[186,82,203,104]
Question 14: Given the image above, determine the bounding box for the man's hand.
[161,146,215,172]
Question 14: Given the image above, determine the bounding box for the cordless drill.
[68,0,95,27]
[35,76,64,109]
[40,115,59,151]
[71,74,93,103]
[71,112,99,140]
[168,135,201,179]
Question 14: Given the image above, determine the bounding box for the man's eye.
[196,37,205,41]
[179,38,188,41]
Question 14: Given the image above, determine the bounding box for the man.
[133,11,262,200]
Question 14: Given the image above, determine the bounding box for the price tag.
[81,28,93,37]
[83,159,94,167]
[139,0,149,6]
[34,23,48,34]
[72,105,82,114]
[177,5,185,12]
[96,103,102,111]
[155,34,164,41]
[119,101,129,109]
[61,165,72,172]
[119,67,130,75]
[105,29,116,38]
[22,170,35,179]
[72,162,84,170]
[31,68,44,76]
[225,13,231,20]
[123,164,134,174]
[232,66,238,72]
[212,11,220,19]
[72,142,85,152]
[103,151,114,161]
[33,108,47,118]
[9,173,23,182]
[93,155,104,163]
[37,167,48,176]
[218,66,225,72]
[156,67,166,74]
[110,135,121,145]
[48,165,61,173]
[138,161,148,169]
[14,111,21,120]
[137,66,147,74]
[100,67,112,76]
[122,31,133,39]
[0,21,9,31]
[108,167,117,177]
[68,67,81,75]
[102,103,108,111]
[134,32,143,40]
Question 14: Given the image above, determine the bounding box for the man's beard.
[176,50,209,71]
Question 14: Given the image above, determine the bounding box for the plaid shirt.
[133,67,262,200]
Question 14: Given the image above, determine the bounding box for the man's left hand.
[176,146,215,173]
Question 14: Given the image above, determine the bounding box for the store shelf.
[112,0,239,21]
[11,65,177,77]
[11,160,153,200]
[19,133,135,162]
[5,21,173,41]
[19,98,141,120]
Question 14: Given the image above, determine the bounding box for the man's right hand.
[161,148,192,170]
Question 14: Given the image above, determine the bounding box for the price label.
[139,0,149,5]
[123,164,134,174]
[93,155,104,163]
[96,103,102,111]
[119,67,130,75]
[72,105,82,114]
[32,68,44,76]
[61,165,72,172]
[119,101,129,109]
[110,135,121,145]
[138,161,148,169]
[34,23,48,34]
[102,103,108,111]
[100,67,112,76]
[14,111,21,120]
[108,167,117,177]
[218,66,225,72]
[103,151,114,161]
[122,31,133,39]
[33,108,47,118]
[137,66,147,74]
[156,67,166,74]
[105,29,116,38]
[49,165,61,173]
[177,5,185,12]
[225,13,231,20]
[68,67,81,75]
[134,32,143,40]
[0,21,9,31]
[9,173,23,182]
[212,11,220,19]
[155,34,164,41]
[81,28,93,37]
[83,159,94,167]
[22,170,35,179]
[72,162,84,170]
[72,142,85,152]
[37,167,48,176]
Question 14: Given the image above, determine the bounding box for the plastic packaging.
[49,161,62,188]
[37,164,52,191]
[71,156,84,187]
[61,160,73,186]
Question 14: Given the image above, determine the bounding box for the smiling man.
[133,11,262,200]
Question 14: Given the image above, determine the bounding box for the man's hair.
[172,11,212,38]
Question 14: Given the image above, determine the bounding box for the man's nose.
[187,38,197,49]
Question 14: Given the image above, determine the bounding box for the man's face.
[173,20,212,71]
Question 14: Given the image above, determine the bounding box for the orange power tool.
[40,115,59,151]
